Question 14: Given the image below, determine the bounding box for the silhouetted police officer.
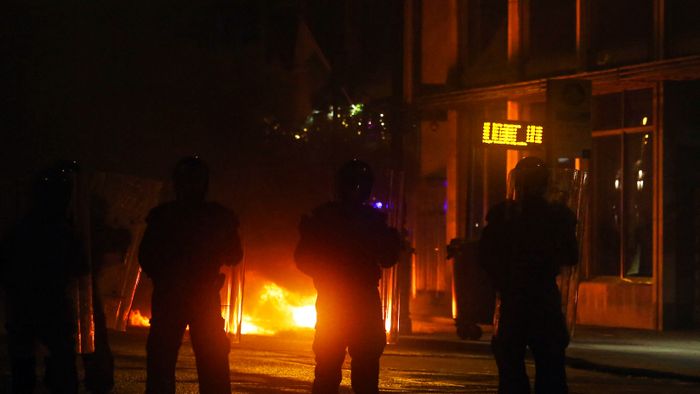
[479,157,578,394]
[1,164,86,393]
[295,159,401,394]
[139,157,242,394]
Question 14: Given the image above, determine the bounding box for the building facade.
[404,0,700,330]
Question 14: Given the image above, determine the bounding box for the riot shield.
[220,260,245,343]
[547,169,589,336]
[373,169,404,344]
[70,168,95,354]
[86,172,163,331]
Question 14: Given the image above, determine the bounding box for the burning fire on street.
[241,282,317,334]
[128,272,317,336]
[128,309,151,327]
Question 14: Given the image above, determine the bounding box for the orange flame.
[129,309,150,327]
[127,280,317,336]
[243,283,316,334]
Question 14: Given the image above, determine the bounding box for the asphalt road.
[2,329,700,393]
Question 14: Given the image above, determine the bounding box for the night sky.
[1,1,403,291]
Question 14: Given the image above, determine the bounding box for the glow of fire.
[241,316,274,335]
[385,312,392,333]
[249,283,317,332]
[128,281,317,335]
[129,309,150,327]
[292,305,317,328]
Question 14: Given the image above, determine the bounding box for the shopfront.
[409,71,700,331]
[405,0,700,331]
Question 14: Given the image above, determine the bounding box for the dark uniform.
[139,157,242,394]
[479,157,578,394]
[1,167,85,394]
[294,160,401,394]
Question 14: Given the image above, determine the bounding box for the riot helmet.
[335,159,374,205]
[173,156,209,204]
[512,156,548,200]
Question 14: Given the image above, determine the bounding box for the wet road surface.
[110,330,700,393]
[2,329,700,393]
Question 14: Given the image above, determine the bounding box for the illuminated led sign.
[481,121,544,148]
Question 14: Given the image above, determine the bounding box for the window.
[666,0,700,57]
[529,0,576,57]
[592,93,622,130]
[624,89,653,127]
[467,0,508,67]
[591,89,654,278]
[622,132,653,277]
[591,90,653,130]
[590,0,653,67]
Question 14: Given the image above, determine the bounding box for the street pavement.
[567,326,700,381]
[3,327,700,393]
[400,326,700,382]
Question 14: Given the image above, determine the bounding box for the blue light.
[373,201,383,209]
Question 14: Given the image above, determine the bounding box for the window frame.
[589,86,658,282]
